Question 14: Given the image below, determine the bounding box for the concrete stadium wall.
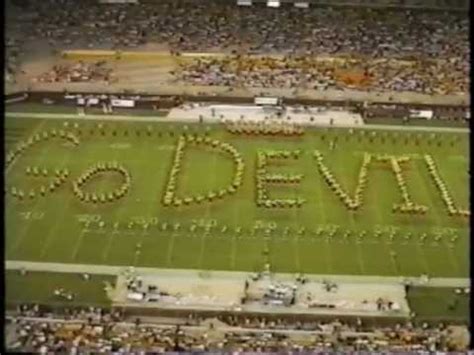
[6,90,469,112]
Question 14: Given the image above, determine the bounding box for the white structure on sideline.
[168,103,364,126]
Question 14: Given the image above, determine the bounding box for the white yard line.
[39,132,96,260]
[101,229,118,263]
[444,243,461,276]
[414,241,431,275]
[5,119,48,174]
[165,136,189,267]
[411,160,454,275]
[70,229,89,261]
[165,232,177,267]
[100,134,141,264]
[198,144,220,269]
[197,231,206,268]
[7,122,69,257]
[132,149,165,267]
[292,186,301,273]
[367,172,399,276]
[313,161,332,274]
[230,150,241,271]
[230,232,237,270]
[293,232,301,273]
[344,156,367,275]
[355,240,367,275]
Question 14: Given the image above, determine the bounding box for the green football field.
[5,115,469,277]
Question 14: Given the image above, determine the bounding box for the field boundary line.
[6,112,470,133]
[5,260,469,287]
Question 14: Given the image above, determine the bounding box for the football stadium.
[4,0,470,352]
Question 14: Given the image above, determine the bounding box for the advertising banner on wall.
[99,0,138,4]
[111,99,135,108]
[254,97,281,106]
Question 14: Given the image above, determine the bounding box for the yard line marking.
[40,125,125,261]
[199,142,219,270]
[411,159,447,276]
[293,232,300,273]
[446,246,460,275]
[355,241,367,275]
[101,143,137,265]
[132,235,142,267]
[8,123,70,258]
[165,136,193,268]
[230,167,241,271]
[101,230,117,263]
[231,232,237,270]
[38,197,73,259]
[341,157,367,275]
[70,229,89,261]
[367,168,400,276]
[5,119,48,175]
[414,241,430,275]
[313,156,331,274]
[198,233,206,269]
[131,226,151,264]
[166,233,177,267]
[440,233,460,276]
[292,190,301,273]
[39,139,106,260]
[6,220,31,258]
[130,135,168,267]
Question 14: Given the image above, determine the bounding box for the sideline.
[6,260,469,288]
[6,111,470,133]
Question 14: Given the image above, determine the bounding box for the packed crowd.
[177,55,468,95]
[8,0,468,58]
[5,39,21,84]
[34,61,114,84]
[5,0,469,95]
[6,308,469,353]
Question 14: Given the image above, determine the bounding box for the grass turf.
[5,270,113,308]
[5,115,469,277]
[406,286,470,323]
[7,102,169,117]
